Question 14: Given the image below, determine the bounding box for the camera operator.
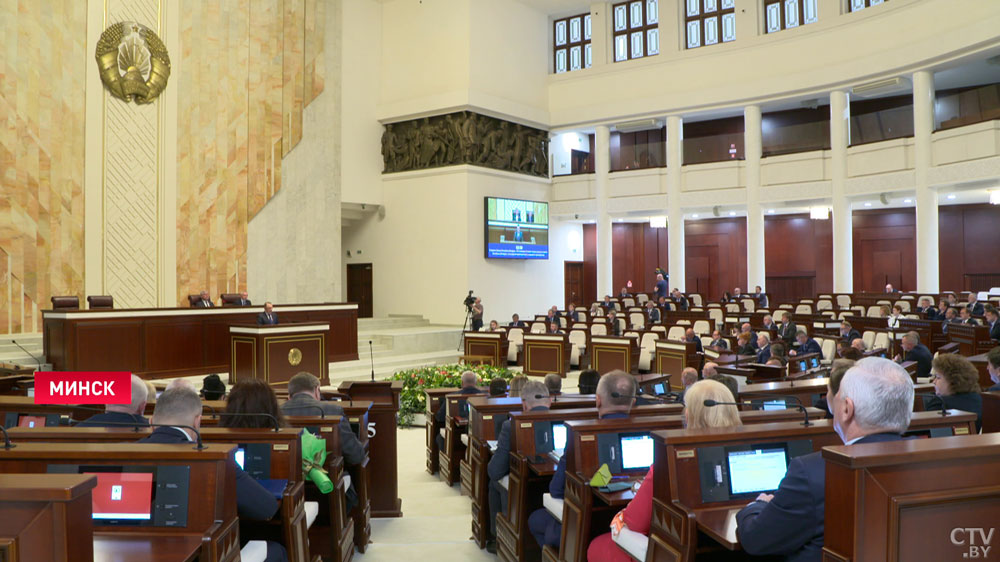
[470,297,484,331]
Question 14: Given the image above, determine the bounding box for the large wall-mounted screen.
[484,197,549,259]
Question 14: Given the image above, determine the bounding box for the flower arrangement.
[387,363,514,426]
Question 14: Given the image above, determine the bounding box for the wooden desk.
[463,332,509,367]
[967,352,997,390]
[425,387,461,475]
[654,340,699,391]
[739,377,935,411]
[947,322,994,356]
[42,302,358,379]
[522,334,571,376]
[822,434,1000,561]
[230,323,329,386]
[338,381,402,518]
[93,533,203,562]
[0,473,97,562]
[589,336,640,375]
[983,391,1000,433]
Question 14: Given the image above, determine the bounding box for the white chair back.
[862,331,876,350]
[623,298,635,308]
[873,332,890,350]
[836,295,852,308]
[894,300,911,312]
[795,304,812,315]
[637,294,649,304]
[667,326,685,341]
[530,322,546,333]
[693,320,711,335]
[816,299,832,311]
[629,312,645,330]
[590,323,607,336]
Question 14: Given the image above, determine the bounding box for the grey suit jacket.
[281,393,364,466]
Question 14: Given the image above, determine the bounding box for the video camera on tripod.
[463,290,476,313]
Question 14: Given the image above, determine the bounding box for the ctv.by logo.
[951,528,995,559]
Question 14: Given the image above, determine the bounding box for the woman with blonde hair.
[507,374,529,398]
[587,379,741,561]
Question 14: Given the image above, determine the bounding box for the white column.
[589,2,609,68]
[744,105,764,292]
[595,125,613,298]
[830,90,853,293]
[666,115,685,291]
[913,70,939,293]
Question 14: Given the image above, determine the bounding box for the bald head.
[166,379,196,393]
[520,381,552,411]
[681,367,698,387]
[596,370,636,415]
[460,370,478,389]
[851,338,865,351]
[151,387,202,429]
[107,375,148,415]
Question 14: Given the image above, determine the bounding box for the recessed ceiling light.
[767,209,775,214]
[863,202,872,207]
[729,211,736,216]
[692,213,699,218]
[947,194,957,200]
[617,218,624,222]
[903,199,912,203]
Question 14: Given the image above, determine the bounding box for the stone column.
[745,105,764,293]
[666,115,685,291]
[830,90,853,292]
[913,70,939,293]
[595,125,613,298]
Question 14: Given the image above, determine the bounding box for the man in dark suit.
[545,306,561,325]
[257,302,279,325]
[752,285,768,308]
[435,371,483,453]
[528,371,635,550]
[756,334,772,364]
[236,291,252,306]
[958,306,979,326]
[194,290,214,307]
[607,310,621,336]
[986,346,1000,392]
[966,293,985,317]
[915,297,936,318]
[671,289,688,311]
[684,328,703,353]
[941,306,960,334]
[77,374,149,428]
[281,373,363,466]
[139,387,288,562]
[645,301,660,323]
[737,357,911,561]
[509,314,527,328]
[709,330,728,350]
[839,321,861,345]
[601,295,615,311]
[894,331,933,379]
[760,314,778,334]
[986,306,1000,342]
[778,312,797,347]
[546,321,564,335]
[741,323,759,350]
[486,381,551,552]
[789,330,822,357]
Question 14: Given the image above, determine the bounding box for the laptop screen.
[652,383,665,395]
[552,423,567,454]
[762,400,786,411]
[809,356,820,369]
[726,446,788,496]
[798,360,808,372]
[619,433,654,471]
[234,447,246,470]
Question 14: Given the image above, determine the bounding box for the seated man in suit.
[528,371,636,550]
[760,314,778,334]
[756,333,772,364]
[752,285,768,308]
[986,306,1000,342]
[281,372,364,466]
[684,328,703,353]
[435,370,482,453]
[915,297,937,318]
[607,310,622,336]
[778,311,797,347]
[709,330,728,349]
[936,298,951,320]
[941,306,959,334]
[677,367,699,403]
[645,300,660,323]
[966,293,985,317]
[618,287,631,298]
[486,381,551,552]
[741,323,759,349]
[671,289,689,311]
[236,291,252,306]
[546,321,563,335]
[578,369,600,394]
[731,287,743,301]
[77,374,149,427]
[893,331,933,379]
[566,303,580,322]
[958,306,979,326]
[545,306,561,324]
[509,313,527,328]
[257,301,279,325]
[884,283,896,293]
[194,290,214,307]
[789,330,822,357]
[986,346,1000,392]
[736,357,911,560]
[839,321,861,345]
[851,337,866,353]
[601,295,615,311]
[544,373,562,396]
[140,387,288,562]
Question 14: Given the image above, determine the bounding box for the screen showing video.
[86,471,155,521]
[727,447,788,496]
[484,197,549,259]
[552,423,568,454]
[620,433,654,471]
[17,415,46,428]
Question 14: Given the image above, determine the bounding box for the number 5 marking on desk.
[367,422,377,438]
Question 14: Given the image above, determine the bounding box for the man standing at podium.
[257,302,279,325]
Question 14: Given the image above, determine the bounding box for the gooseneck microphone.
[68,419,205,450]
[0,425,14,449]
[212,412,281,431]
[914,392,949,417]
[288,405,326,419]
[705,394,813,427]
[369,340,376,382]
[11,340,41,371]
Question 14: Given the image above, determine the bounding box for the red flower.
[419,378,424,384]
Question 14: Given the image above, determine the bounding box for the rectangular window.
[765,0,818,33]
[613,0,660,62]
[685,0,735,49]
[553,12,592,73]
[850,0,886,11]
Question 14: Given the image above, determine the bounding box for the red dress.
[586,467,654,562]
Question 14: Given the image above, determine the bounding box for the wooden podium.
[338,380,404,518]
[462,332,509,366]
[590,335,640,374]
[521,334,570,376]
[654,340,699,390]
[230,323,329,386]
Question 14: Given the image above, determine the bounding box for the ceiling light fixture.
[809,206,830,220]
[947,193,957,200]
[990,191,1000,205]
[903,199,912,204]
[863,202,872,207]
[649,216,667,228]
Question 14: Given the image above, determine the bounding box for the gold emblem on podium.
[95,21,171,104]
[288,348,303,366]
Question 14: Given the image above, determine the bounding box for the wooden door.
[347,263,373,318]
[687,254,713,298]
[871,250,901,292]
[564,261,584,309]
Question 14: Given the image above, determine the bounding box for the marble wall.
[0,0,87,332]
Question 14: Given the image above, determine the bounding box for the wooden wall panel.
[611,224,668,294]
[685,218,747,300]
[765,214,833,303]
[583,224,597,304]
[939,204,1000,291]
[853,209,916,292]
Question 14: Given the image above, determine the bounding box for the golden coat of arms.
[288,348,303,366]
[95,21,171,104]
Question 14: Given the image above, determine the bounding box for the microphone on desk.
[369,340,375,382]
[914,392,949,417]
[0,425,14,449]
[707,393,813,427]
[11,340,41,371]
[287,405,326,419]
[201,403,217,417]
[67,419,205,450]
[211,412,281,431]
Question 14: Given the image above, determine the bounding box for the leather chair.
[50,296,80,310]
[220,293,242,306]
[86,295,114,309]
[188,294,203,307]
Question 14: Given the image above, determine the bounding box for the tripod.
[458,307,473,351]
